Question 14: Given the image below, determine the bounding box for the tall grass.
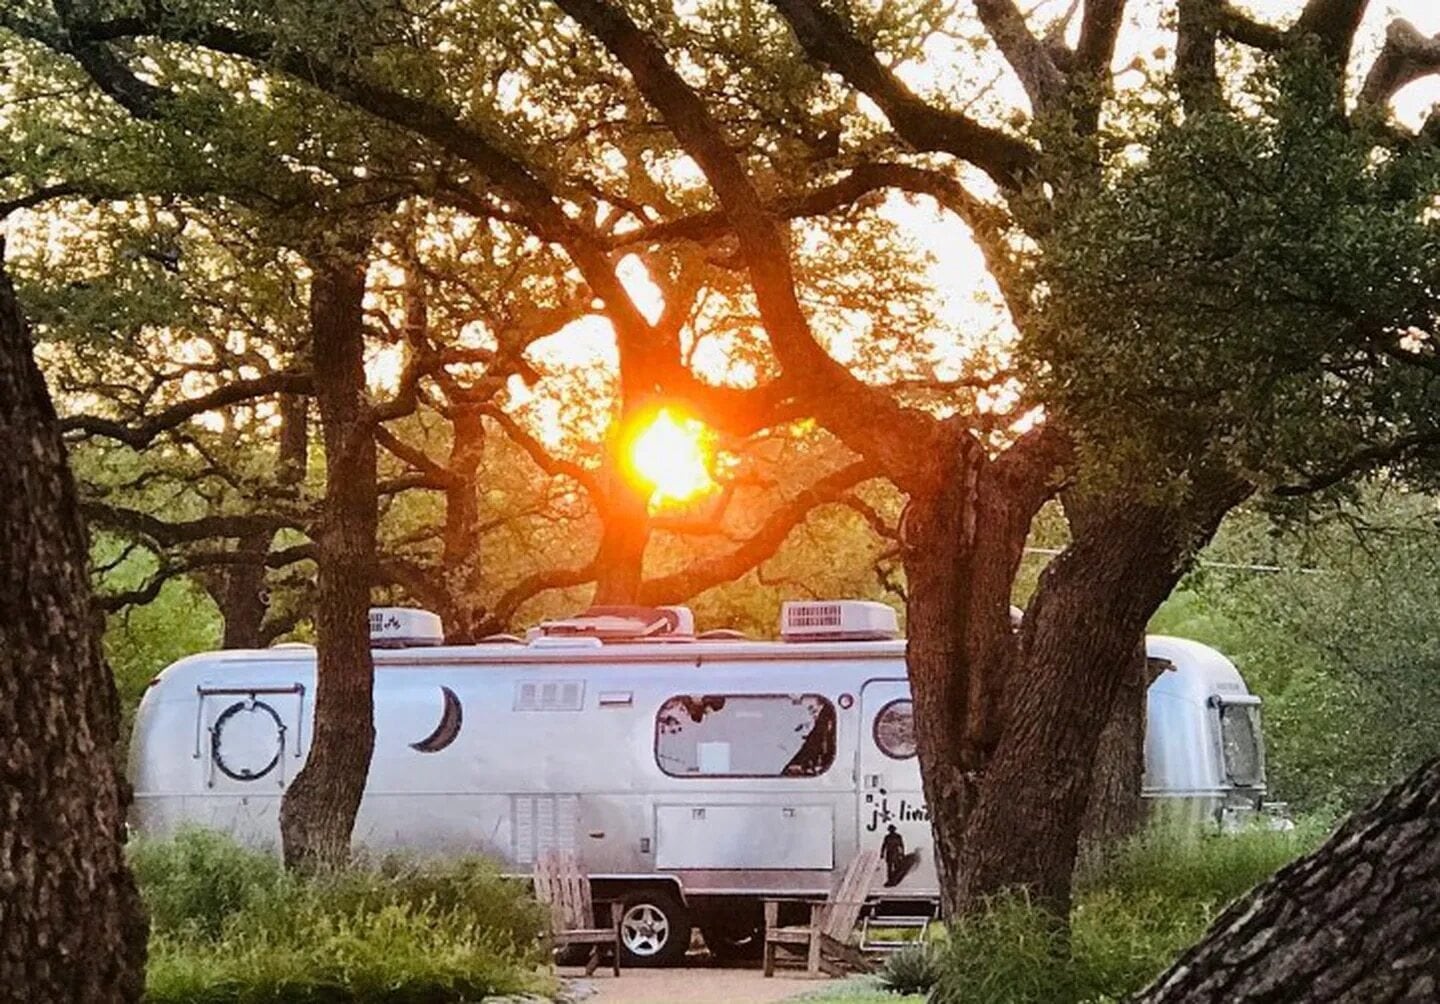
[130,829,549,1003]
[927,819,1327,1004]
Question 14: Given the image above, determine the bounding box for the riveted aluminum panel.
[655,803,833,869]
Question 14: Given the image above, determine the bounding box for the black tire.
[617,888,691,967]
[700,918,764,963]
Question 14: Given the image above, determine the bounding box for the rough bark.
[592,477,651,605]
[901,432,1046,917]
[1136,755,1440,1003]
[220,393,308,648]
[1079,643,1154,854]
[0,253,147,1001]
[218,554,267,647]
[278,254,377,870]
[955,483,1244,915]
[904,459,1244,918]
[440,404,488,643]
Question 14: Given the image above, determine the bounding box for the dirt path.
[559,966,832,1004]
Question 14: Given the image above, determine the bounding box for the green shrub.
[932,894,1073,1004]
[1075,817,1328,905]
[146,902,542,1004]
[131,829,549,1003]
[930,821,1326,1004]
[129,827,287,940]
[876,942,943,996]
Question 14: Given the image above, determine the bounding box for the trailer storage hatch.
[655,804,833,870]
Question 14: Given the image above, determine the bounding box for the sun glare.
[626,408,717,506]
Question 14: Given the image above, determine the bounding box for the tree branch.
[638,459,876,603]
[1075,0,1128,78]
[375,426,462,489]
[488,563,598,630]
[82,501,304,544]
[1274,430,1440,497]
[974,0,1068,112]
[60,371,313,447]
[1177,0,1224,112]
[1215,5,1288,51]
[481,405,606,500]
[555,0,950,495]
[1293,0,1369,67]
[765,0,1037,190]
[0,182,84,221]
[1360,20,1440,111]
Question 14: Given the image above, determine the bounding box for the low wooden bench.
[533,850,623,977]
[763,849,882,977]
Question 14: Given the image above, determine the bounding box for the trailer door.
[857,679,932,894]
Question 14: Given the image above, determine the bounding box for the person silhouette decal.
[881,824,910,887]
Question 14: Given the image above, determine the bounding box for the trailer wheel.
[617,889,690,967]
[700,916,764,962]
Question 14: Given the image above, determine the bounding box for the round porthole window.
[211,700,284,782]
[873,699,916,760]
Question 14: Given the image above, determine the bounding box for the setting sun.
[625,408,717,506]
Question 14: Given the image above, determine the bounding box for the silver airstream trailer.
[128,600,1268,965]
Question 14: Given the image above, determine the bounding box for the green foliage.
[798,975,926,1003]
[130,828,288,940]
[876,942,944,996]
[930,822,1323,1004]
[104,577,222,730]
[132,829,548,1003]
[1028,53,1440,496]
[1167,495,1440,810]
[1076,819,1326,905]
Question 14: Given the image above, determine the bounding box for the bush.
[876,942,943,996]
[930,821,1326,1004]
[130,827,288,940]
[131,829,550,1003]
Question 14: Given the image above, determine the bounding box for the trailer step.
[859,912,936,952]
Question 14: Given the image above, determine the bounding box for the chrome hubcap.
[621,903,670,956]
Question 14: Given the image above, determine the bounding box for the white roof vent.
[781,600,899,642]
[370,607,445,648]
[536,605,695,642]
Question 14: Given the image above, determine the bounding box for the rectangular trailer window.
[1219,701,1266,787]
[654,694,836,777]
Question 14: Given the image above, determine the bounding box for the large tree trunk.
[440,404,488,643]
[902,437,1037,917]
[218,553,268,648]
[954,500,1195,915]
[1137,755,1440,1003]
[954,484,1244,916]
[1078,642,1153,854]
[592,437,652,606]
[278,255,377,870]
[905,451,1245,919]
[0,254,147,1001]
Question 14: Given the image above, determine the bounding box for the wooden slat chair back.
[763,849,882,978]
[533,851,622,977]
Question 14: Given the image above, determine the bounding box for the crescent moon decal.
[411,686,463,753]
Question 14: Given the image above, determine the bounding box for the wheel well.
[590,877,686,906]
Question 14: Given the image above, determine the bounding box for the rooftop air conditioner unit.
[537,605,695,642]
[780,600,899,642]
[370,607,445,648]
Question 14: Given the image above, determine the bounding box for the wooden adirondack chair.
[763,849,882,978]
[533,851,623,976]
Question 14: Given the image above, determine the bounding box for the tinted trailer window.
[655,694,836,777]
[1219,701,1266,787]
